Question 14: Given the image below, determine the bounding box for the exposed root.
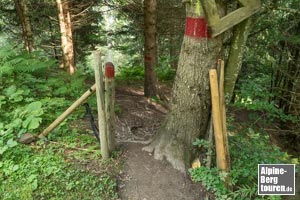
[143,132,187,174]
[119,139,153,145]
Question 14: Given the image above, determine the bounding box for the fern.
[0,44,56,75]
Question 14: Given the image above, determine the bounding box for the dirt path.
[114,86,205,200]
[118,143,205,200]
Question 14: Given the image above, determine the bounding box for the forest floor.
[113,85,207,199]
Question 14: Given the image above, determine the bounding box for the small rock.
[19,133,36,144]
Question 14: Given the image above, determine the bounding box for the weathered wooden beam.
[209,69,228,171]
[201,0,261,37]
[39,84,96,138]
[93,51,109,159]
[104,62,116,152]
[218,59,230,169]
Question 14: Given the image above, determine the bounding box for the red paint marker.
[185,17,210,38]
[105,62,115,78]
[144,55,152,61]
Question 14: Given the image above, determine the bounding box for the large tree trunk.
[144,0,158,97]
[144,0,221,173]
[56,0,76,75]
[14,0,34,52]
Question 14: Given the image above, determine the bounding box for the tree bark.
[144,0,158,97]
[144,0,221,173]
[14,0,34,52]
[56,0,76,75]
[224,18,252,101]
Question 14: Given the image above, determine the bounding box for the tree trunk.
[224,18,252,101]
[169,32,178,69]
[48,21,59,61]
[144,0,158,97]
[56,0,76,75]
[14,0,34,52]
[144,0,221,173]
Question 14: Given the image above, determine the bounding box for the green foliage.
[192,138,214,166]
[0,44,55,76]
[156,65,176,81]
[234,76,297,123]
[235,0,300,128]
[150,96,161,103]
[0,146,118,200]
[114,103,122,115]
[116,66,144,80]
[116,64,176,82]
[0,44,55,156]
[190,129,295,200]
[0,43,118,199]
[189,167,229,199]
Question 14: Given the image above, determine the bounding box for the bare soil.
[114,86,206,200]
[118,143,205,200]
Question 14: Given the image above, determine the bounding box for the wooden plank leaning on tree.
[209,69,229,171]
[218,59,230,169]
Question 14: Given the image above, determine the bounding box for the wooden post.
[200,0,261,37]
[105,62,116,152]
[218,60,230,169]
[209,69,228,171]
[39,84,96,138]
[93,51,109,159]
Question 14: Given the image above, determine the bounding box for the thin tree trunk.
[144,0,158,97]
[224,18,252,101]
[48,21,59,61]
[14,0,34,52]
[64,1,75,74]
[56,0,76,74]
[144,0,221,173]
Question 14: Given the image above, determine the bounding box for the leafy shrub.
[0,42,118,199]
[234,74,297,124]
[116,65,176,82]
[156,65,176,81]
[0,44,56,156]
[116,66,144,80]
[0,44,55,76]
[190,128,296,200]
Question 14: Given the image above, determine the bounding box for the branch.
[266,6,300,14]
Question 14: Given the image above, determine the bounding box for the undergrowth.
[190,128,298,200]
[116,65,175,82]
[0,145,117,200]
[0,43,118,199]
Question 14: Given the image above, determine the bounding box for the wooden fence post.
[209,69,228,171]
[93,51,109,159]
[105,62,116,152]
